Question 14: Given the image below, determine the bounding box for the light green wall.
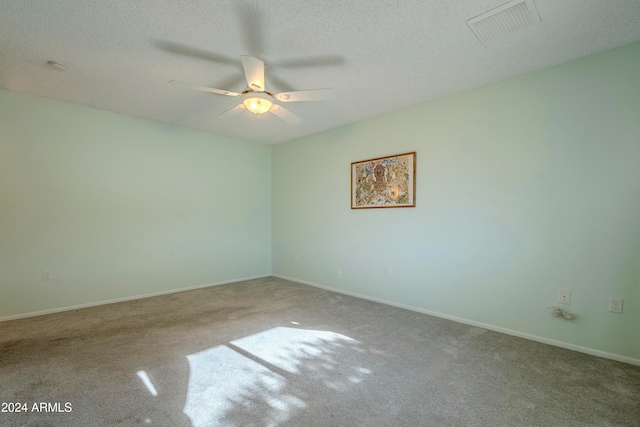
[0,89,271,318]
[272,42,640,360]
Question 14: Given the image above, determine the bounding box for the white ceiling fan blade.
[270,105,302,125]
[275,88,337,102]
[216,104,245,120]
[169,80,240,97]
[241,55,265,92]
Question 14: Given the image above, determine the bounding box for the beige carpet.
[1,276,639,426]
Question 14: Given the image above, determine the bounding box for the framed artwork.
[351,152,416,209]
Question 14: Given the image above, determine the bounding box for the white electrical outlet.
[609,297,623,314]
[337,270,342,279]
[384,266,391,276]
[291,252,298,261]
[42,270,52,281]
[557,289,571,305]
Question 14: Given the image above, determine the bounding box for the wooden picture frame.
[351,152,416,209]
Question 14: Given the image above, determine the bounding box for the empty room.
[1,1,639,426]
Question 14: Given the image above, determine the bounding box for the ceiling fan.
[169,55,337,125]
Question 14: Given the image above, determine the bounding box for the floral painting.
[351,152,416,209]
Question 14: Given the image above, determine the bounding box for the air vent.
[467,0,541,44]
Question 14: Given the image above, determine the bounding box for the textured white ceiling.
[1,0,639,144]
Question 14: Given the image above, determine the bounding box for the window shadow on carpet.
[183,326,373,426]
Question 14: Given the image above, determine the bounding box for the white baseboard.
[273,274,640,367]
[0,274,271,323]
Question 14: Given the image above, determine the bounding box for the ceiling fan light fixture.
[242,92,273,115]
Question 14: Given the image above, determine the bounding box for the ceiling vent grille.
[467,0,541,43]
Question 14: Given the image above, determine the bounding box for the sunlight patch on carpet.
[183,327,369,426]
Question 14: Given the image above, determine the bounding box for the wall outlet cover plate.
[609,297,623,314]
